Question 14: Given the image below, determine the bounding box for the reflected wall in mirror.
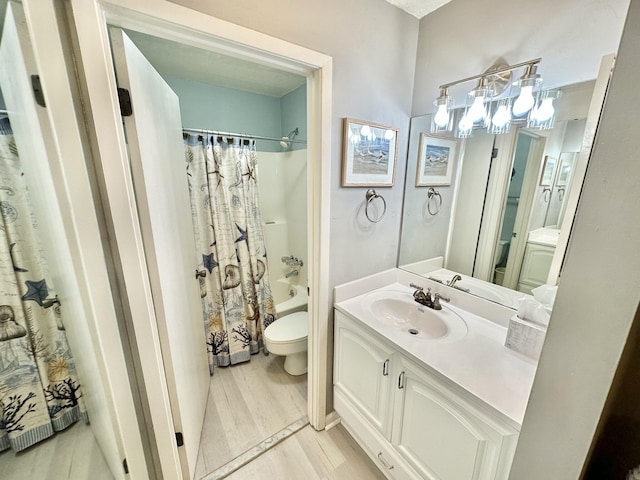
[398,79,598,309]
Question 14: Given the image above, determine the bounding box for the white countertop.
[528,227,560,247]
[335,281,538,428]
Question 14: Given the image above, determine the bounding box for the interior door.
[0,3,126,477]
[110,28,209,479]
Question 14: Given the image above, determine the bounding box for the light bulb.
[384,129,394,140]
[467,96,487,123]
[513,85,534,117]
[350,133,360,144]
[360,125,371,138]
[532,98,555,122]
[458,113,473,133]
[434,104,450,128]
[492,105,511,128]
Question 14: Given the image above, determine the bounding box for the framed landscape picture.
[416,133,457,186]
[539,155,557,186]
[341,118,399,187]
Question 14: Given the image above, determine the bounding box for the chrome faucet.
[410,283,433,308]
[448,274,462,288]
[411,283,449,310]
[281,255,303,268]
[285,269,299,278]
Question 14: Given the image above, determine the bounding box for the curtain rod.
[182,127,307,144]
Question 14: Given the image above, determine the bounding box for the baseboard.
[324,410,341,430]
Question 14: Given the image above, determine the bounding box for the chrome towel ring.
[365,189,387,223]
[427,187,442,216]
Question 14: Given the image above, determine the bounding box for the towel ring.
[365,189,387,223]
[543,186,551,203]
[427,187,442,216]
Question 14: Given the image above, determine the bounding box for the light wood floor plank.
[195,352,308,477]
[223,425,385,480]
[2,420,113,480]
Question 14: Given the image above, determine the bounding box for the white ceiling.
[125,30,306,98]
[384,0,452,18]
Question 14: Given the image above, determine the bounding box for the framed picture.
[539,155,557,186]
[556,152,576,186]
[341,118,399,187]
[416,133,457,186]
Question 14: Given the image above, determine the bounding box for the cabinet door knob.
[382,359,389,376]
[377,452,394,470]
[398,371,405,389]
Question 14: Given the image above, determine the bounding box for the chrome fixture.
[411,283,450,310]
[281,255,303,268]
[365,189,387,223]
[431,58,561,138]
[285,269,299,278]
[279,127,299,149]
[427,187,442,216]
[448,274,462,288]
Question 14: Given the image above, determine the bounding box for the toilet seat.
[264,311,308,345]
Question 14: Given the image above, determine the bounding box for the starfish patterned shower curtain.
[184,134,276,372]
[0,119,86,452]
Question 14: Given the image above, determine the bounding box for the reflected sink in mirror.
[362,290,468,342]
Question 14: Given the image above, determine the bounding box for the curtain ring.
[365,189,386,223]
[427,187,442,216]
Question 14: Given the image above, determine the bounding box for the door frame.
[67,0,333,477]
[18,1,149,478]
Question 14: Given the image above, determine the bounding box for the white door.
[110,28,209,479]
[0,3,127,478]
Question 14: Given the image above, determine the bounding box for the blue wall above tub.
[165,76,306,152]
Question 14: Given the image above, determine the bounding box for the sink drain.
[408,328,419,335]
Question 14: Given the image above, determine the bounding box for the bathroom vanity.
[333,269,537,480]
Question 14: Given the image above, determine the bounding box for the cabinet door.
[519,243,555,287]
[392,358,518,480]
[334,311,394,435]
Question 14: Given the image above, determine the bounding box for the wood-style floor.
[2,419,113,480]
[196,352,385,480]
[195,351,308,477]
[2,352,383,480]
[224,423,386,480]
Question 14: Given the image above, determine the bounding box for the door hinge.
[123,458,129,474]
[176,431,184,447]
[118,88,133,117]
[31,75,46,107]
[491,148,499,159]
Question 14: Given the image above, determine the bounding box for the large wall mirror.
[398,76,605,310]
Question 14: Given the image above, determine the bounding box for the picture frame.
[415,133,457,186]
[556,152,576,187]
[539,155,558,186]
[341,118,399,187]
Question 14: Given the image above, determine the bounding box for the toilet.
[494,239,510,267]
[263,311,308,375]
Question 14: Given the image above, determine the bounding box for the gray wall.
[510,1,640,476]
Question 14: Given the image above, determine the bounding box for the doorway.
[67,1,333,478]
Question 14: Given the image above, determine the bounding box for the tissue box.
[505,316,547,360]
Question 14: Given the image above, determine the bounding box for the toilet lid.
[264,311,308,343]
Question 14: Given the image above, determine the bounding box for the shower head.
[279,128,299,149]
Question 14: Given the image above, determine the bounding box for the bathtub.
[272,278,308,316]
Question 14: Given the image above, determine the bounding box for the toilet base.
[284,351,308,376]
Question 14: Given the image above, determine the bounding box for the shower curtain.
[184,134,276,372]
[0,118,86,452]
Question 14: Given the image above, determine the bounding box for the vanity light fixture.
[431,58,560,138]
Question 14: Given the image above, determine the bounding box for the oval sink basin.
[362,290,467,342]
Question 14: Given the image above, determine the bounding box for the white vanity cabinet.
[334,310,395,436]
[517,243,555,294]
[334,310,519,480]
